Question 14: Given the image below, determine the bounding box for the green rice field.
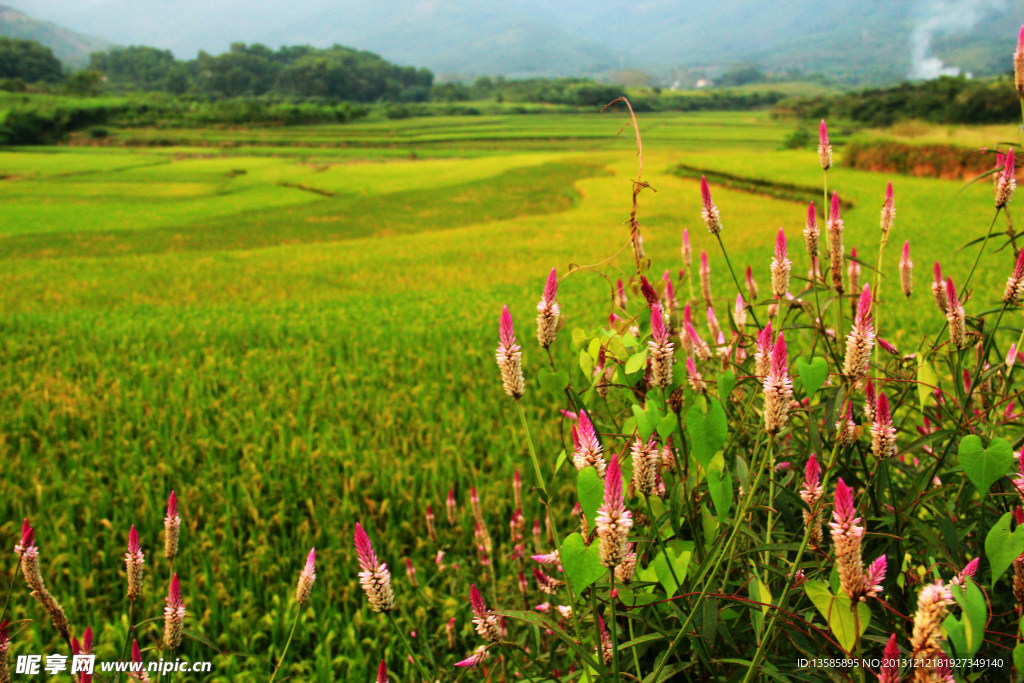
[0,109,1019,679]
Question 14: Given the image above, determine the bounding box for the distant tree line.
[777,75,1019,126]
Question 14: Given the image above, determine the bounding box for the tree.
[0,38,63,83]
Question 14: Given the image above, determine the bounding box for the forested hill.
[0,4,107,67]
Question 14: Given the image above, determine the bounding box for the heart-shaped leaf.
[560,532,605,592]
[917,359,938,409]
[959,436,1013,496]
[656,412,677,441]
[577,467,604,528]
[707,467,733,519]
[986,512,1024,586]
[748,575,772,637]
[632,404,654,442]
[649,543,692,597]
[795,357,828,398]
[625,349,648,375]
[805,580,871,652]
[539,369,569,395]
[944,579,987,659]
[686,398,728,471]
[718,370,736,404]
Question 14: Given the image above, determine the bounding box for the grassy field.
[0,109,1019,679]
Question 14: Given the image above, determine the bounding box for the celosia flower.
[745,265,759,301]
[682,229,692,267]
[533,567,564,594]
[996,147,1017,209]
[682,321,711,361]
[804,201,819,263]
[16,519,70,644]
[899,240,913,298]
[128,639,149,682]
[596,614,613,665]
[771,227,791,299]
[72,627,94,683]
[818,119,832,170]
[455,646,490,668]
[536,267,560,348]
[871,392,896,459]
[164,490,180,562]
[163,573,186,650]
[800,454,824,549]
[700,250,712,304]
[1002,248,1024,304]
[662,270,677,311]
[880,181,895,243]
[945,277,967,348]
[125,525,144,602]
[836,400,857,447]
[648,305,674,388]
[615,278,627,309]
[1012,449,1024,504]
[706,305,722,341]
[0,618,9,683]
[864,555,886,598]
[469,584,501,642]
[406,557,418,588]
[909,581,954,676]
[827,192,845,293]
[447,488,456,525]
[686,356,706,392]
[733,293,747,329]
[864,380,876,422]
[640,275,659,308]
[878,633,900,683]
[700,175,722,235]
[754,321,773,377]
[1015,25,1024,96]
[842,284,875,379]
[425,504,436,542]
[848,247,861,294]
[496,306,525,399]
[295,548,316,604]
[631,435,660,497]
[596,454,632,569]
[1009,343,1019,372]
[572,409,606,477]
[932,262,946,312]
[830,478,867,601]
[376,660,388,683]
[762,332,793,434]
[950,557,980,587]
[354,523,395,613]
[615,544,637,583]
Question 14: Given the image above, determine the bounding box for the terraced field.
[0,110,1017,679]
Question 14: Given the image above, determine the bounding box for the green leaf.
[560,533,605,592]
[1014,644,1024,678]
[571,327,588,350]
[986,511,1024,586]
[649,544,692,597]
[959,435,1014,496]
[794,357,828,398]
[686,398,728,471]
[633,404,655,442]
[944,579,987,659]
[614,588,660,608]
[718,370,736,404]
[804,580,871,652]
[656,412,677,441]
[577,467,604,528]
[625,349,648,375]
[917,359,938,409]
[539,369,569,395]
[707,468,733,519]
[554,449,567,475]
[748,576,772,637]
[579,348,594,379]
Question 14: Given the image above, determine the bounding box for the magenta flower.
[446,488,456,525]
[686,356,705,392]
[72,626,94,683]
[662,270,677,310]
[848,246,861,293]
[469,583,501,642]
[827,191,845,293]
[1002,247,1024,304]
[640,275,659,308]
[706,305,722,341]
[932,262,946,312]
[945,277,967,348]
[128,639,149,682]
[842,284,875,379]
[700,175,722,235]
[745,264,759,301]
[699,250,712,304]
[804,200,819,264]
[648,305,674,388]
[376,659,388,683]
[615,278,627,309]
[163,574,186,649]
[572,409,606,477]
[754,321,773,377]
[596,453,632,569]
[871,392,896,459]
[533,567,564,594]
[878,633,900,683]
[830,478,867,601]
[295,548,316,604]
[864,555,887,598]
[997,147,1017,209]
[496,305,525,399]
[880,181,895,240]
[354,523,395,613]
[818,119,832,170]
[682,228,692,266]
[455,646,490,668]
[733,293,746,329]
[910,581,954,675]
[1009,343,1020,371]
[800,454,824,548]
[596,614,613,665]
[125,525,145,601]
[762,332,793,434]
[164,490,181,562]
[1016,25,1024,96]
[771,227,791,299]
[536,268,560,349]
[951,557,980,587]
[899,240,913,297]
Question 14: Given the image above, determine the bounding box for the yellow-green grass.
[0,110,1019,679]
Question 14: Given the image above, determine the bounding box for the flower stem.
[715,233,762,329]
[268,605,301,683]
[386,612,432,682]
[114,599,137,683]
[609,572,620,681]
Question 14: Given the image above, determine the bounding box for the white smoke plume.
[908,0,1009,79]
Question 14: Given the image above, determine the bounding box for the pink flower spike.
[499,305,516,348]
[855,283,872,329]
[834,478,855,521]
[1008,343,1018,370]
[933,262,942,285]
[902,241,910,261]
[945,276,959,309]
[167,574,182,607]
[819,119,829,148]
[455,646,489,668]
[616,278,627,308]
[807,201,816,229]
[701,176,723,234]
[354,523,378,572]
[683,302,693,326]
[830,191,841,223]
[377,659,388,683]
[128,526,140,555]
[805,454,820,490]
[167,491,177,519]
[603,454,624,513]
[885,180,893,205]
[775,227,787,260]
[771,332,788,375]
[18,518,34,552]
[878,634,900,683]
[952,557,980,587]
[640,276,658,307]
[542,268,557,305]
[131,639,142,664]
[650,305,668,344]
[1006,148,1016,182]
[865,555,886,597]
[701,250,709,273]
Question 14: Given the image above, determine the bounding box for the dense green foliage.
[778,75,1021,126]
[0,36,62,83]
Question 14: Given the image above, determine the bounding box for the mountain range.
[2,0,1023,84]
